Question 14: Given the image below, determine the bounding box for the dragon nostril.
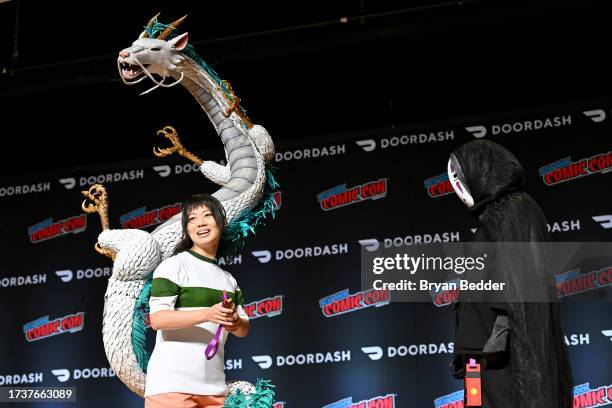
[119,50,130,58]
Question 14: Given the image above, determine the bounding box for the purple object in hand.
[205,291,229,360]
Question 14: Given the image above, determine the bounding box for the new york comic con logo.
[556,265,612,298]
[574,382,612,407]
[119,203,182,229]
[434,382,612,408]
[539,151,612,186]
[434,390,464,408]
[23,313,85,342]
[319,288,390,317]
[430,278,460,307]
[323,394,397,408]
[27,215,87,243]
[244,295,283,319]
[317,179,387,211]
[424,173,453,198]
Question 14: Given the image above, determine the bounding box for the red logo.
[573,382,612,407]
[539,151,612,186]
[424,173,453,198]
[556,266,612,298]
[317,179,387,211]
[319,288,390,317]
[434,382,612,408]
[23,313,85,342]
[119,203,181,229]
[431,279,460,307]
[435,389,465,408]
[28,215,87,243]
[323,394,397,408]
[244,295,283,319]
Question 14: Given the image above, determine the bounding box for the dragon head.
[117,14,189,95]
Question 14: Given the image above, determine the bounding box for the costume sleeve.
[149,258,181,314]
[483,314,509,354]
[231,275,249,321]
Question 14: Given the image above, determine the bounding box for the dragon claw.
[80,184,110,231]
[153,125,203,165]
[80,184,114,259]
[153,125,183,157]
[81,184,108,214]
[153,145,177,157]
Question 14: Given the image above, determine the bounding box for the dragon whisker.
[134,59,184,95]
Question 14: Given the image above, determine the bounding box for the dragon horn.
[157,14,188,41]
[141,12,160,39]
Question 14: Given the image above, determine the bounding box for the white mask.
[447,158,474,208]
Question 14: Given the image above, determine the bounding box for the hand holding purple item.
[204,291,231,360]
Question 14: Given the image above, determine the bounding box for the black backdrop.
[1,100,611,408]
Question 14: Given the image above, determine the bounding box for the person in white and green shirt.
[144,194,249,408]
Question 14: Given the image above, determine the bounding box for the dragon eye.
[151,47,161,52]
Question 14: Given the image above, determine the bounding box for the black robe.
[449,140,573,408]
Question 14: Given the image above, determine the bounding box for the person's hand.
[222,310,243,332]
[220,298,242,332]
[450,353,466,379]
[203,301,234,325]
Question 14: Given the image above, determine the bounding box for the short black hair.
[173,193,227,257]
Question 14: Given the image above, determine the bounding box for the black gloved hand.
[450,353,466,379]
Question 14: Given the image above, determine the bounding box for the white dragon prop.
[80,14,277,405]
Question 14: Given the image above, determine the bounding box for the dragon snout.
[119,50,130,58]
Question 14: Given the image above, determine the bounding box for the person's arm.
[150,302,234,331]
[230,317,250,337]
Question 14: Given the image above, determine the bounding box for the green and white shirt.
[144,250,247,397]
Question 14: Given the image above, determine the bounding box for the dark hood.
[450,139,525,216]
